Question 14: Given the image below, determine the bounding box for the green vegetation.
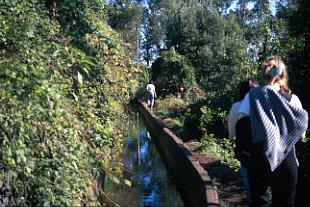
[1,0,310,205]
[0,0,142,205]
[198,134,240,171]
[151,48,195,95]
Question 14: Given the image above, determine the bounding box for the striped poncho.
[249,86,308,171]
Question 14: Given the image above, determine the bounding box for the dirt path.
[184,140,248,207]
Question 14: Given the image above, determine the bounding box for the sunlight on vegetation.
[155,96,186,117]
[0,0,142,205]
[1,0,310,206]
[198,134,241,171]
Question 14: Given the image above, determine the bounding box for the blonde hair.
[262,56,291,93]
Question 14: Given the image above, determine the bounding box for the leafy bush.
[151,47,196,95]
[181,96,229,140]
[199,105,228,138]
[0,0,141,205]
[198,134,240,171]
[155,95,187,118]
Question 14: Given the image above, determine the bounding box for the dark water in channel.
[104,117,184,207]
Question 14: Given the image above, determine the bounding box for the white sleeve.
[228,103,240,140]
[238,93,250,118]
[290,94,303,108]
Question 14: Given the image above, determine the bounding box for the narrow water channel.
[104,116,184,207]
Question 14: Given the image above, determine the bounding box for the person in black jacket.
[229,79,259,205]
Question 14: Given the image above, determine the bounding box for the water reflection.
[105,117,184,207]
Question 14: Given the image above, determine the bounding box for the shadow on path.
[202,161,247,207]
[184,141,248,207]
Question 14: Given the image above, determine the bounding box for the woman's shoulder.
[291,94,303,108]
[276,90,302,107]
[230,101,242,111]
[278,91,303,108]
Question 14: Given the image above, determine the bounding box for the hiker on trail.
[146,80,157,110]
[238,56,308,207]
[228,78,259,205]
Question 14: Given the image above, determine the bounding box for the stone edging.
[139,101,219,207]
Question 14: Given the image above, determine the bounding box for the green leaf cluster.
[198,134,240,171]
[151,47,195,93]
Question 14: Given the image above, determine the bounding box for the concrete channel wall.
[139,102,219,207]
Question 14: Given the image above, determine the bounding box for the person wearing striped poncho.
[238,56,308,207]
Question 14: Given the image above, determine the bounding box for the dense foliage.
[0,0,142,205]
[1,0,310,205]
[285,0,310,109]
[151,47,195,95]
[106,0,143,62]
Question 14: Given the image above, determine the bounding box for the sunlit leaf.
[77,71,83,84]
[124,179,132,187]
[83,58,96,67]
[111,176,120,185]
